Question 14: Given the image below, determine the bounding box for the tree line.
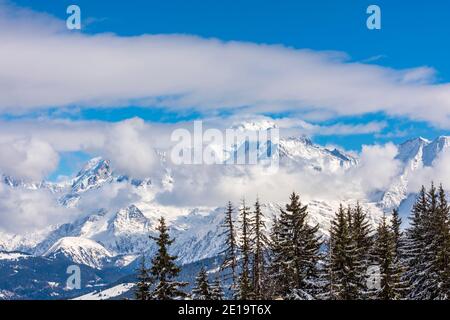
[135,183,450,300]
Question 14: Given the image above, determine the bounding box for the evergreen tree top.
[148,217,187,300]
[192,267,212,300]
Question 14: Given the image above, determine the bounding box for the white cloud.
[0,137,59,181]
[350,143,402,194]
[0,3,450,127]
[77,181,141,214]
[0,118,172,179]
[0,176,141,234]
[102,118,161,178]
[0,116,403,232]
[0,116,385,182]
[408,150,450,193]
[156,143,401,207]
[0,183,78,233]
[273,118,387,136]
[0,119,107,152]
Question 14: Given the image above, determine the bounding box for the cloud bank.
[0,2,450,127]
[157,144,402,207]
[0,183,77,233]
[0,118,166,180]
[0,137,59,181]
[408,150,450,193]
[0,116,386,180]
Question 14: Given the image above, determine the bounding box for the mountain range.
[0,121,449,299]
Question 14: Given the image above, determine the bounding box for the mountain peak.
[329,148,356,163]
[116,205,147,222]
[401,136,431,146]
[418,136,430,142]
[78,157,110,176]
[396,136,431,163]
[434,135,450,144]
[108,206,150,235]
[71,158,112,193]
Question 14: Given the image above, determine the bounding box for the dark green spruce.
[238,199,253,300]
[269,192,322,299]
[192,267,213,300]
[373,215,405,300]
[210,276,225,300]
[134,255,151,300]
[327,205,359,300]
[219,201,238,293]
[250,198,269,299]
[149,217,187,300]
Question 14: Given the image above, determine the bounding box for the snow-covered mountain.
[1,128,450,298]
[44,237,113,269]
[278,136,357,171]
[71,157,113,194]
[379,136,450,213]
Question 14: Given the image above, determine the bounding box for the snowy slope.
[0,251,30,261]
[44,237,113,269]
[73,283,135,300]
[32,205,155,259]
[278,137,357,171]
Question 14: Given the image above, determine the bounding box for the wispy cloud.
[272,117,387,136]
[361,54,387,63]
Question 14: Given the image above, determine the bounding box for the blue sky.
[3,0,450,179]
[12,0,450,79]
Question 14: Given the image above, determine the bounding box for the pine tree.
[269,192,322,299]
[327,204,359,300]
[149,217,187,300]
[390,208,408,299]
[211,277,225,300]
[423,183,446,299]
[192,267,213,300]
[391,208,403,257]
[220,201,238,293]
[346,205,353,230]
[404,186,428,299]
[373,216,405,300]
[267,215,285,299]
[316,239,333,300]
[269,204,292,297]
[290,193,322,299]
[135,255,151,300]
[432,185,450,299]
[250,198,269,299]
[238,199,253,300]
[405,184,445,299]
[350,203,372,298]
[404,183,450,299]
